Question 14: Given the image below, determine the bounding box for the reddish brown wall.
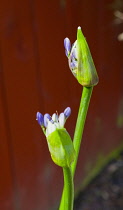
[0,0,123,209]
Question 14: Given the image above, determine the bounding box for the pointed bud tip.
[78,26,81,30]
[64,37,69,40]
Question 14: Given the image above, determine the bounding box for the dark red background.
[0,0,123,209]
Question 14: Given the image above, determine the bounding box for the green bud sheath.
[47,128,76,167]
[77,27,99,87]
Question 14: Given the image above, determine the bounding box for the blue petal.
[64,107,71,118]
[64,38,71,57]
[44,113,51,127]
[36,112,44,126]
[70,59,77,69]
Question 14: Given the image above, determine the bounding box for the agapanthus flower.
[64,26,99,87]
[36,107,71,137]
[36,107,75,167]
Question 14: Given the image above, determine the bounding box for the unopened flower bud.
[64,27,99,87]
[36,107,75,167]
[47,128,75,167]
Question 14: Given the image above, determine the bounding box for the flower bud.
[36,107,75,167]
[47,128,75,167]
[64,27,99,87]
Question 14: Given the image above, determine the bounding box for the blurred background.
[0,0,123,209]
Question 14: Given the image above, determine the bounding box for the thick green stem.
[59,167,74,210]
[72,86,93,176]
[59,86,93,210]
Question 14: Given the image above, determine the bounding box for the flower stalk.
[36,26,98,210]
[61,167,74,210]
[59,87,93,210]
[72,86,93,176]
[59,26,98,210]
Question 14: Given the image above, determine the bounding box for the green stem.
[72,86,93,176]
[59,167,74,210]
[59,86,93,210]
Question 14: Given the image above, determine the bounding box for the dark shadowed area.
[74,152,123,210]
